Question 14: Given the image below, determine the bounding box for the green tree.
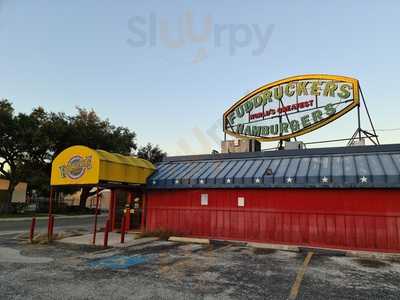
[0,102,138,212]
[40,107,137,208]
[0,100,50,213]
[137,143,166,164]
[66,108,137,207]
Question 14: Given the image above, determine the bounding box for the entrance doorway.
[110,189,144,232]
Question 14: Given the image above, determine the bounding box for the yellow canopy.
[50,145,155,186]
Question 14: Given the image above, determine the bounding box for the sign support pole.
[357,104,362,141]
[360,86,379,145]
[348,85,380,146]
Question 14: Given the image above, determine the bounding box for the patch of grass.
[138,229,178,241]
[17,229,86,245]
[0,212,48,218]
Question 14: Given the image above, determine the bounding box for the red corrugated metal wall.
[145,189,400,252]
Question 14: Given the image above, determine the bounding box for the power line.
[375,128,400,132]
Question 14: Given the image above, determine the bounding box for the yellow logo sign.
[59,155,92,180]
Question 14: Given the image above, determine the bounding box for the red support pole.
[120,214,126,244]
[111,189,117,232]
[50,215,55,240]
[126,192,132,231]
[108,189,114,231]
[103,219,110,248]
[29,217,36,243]
[47,187,54,241]
[140,191,147,233]
[92,185,100,245]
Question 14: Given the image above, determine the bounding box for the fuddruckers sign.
[223,74,360,141]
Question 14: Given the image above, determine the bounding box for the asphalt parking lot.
[1,233,400,299]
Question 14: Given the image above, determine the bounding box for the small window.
[201,194,208,206]
[238,197,245,207]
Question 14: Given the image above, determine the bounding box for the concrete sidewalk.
[0,214,102,222]
[59,232,158,248]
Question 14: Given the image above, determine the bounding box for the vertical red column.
[140,191,147,233]
[29,217,36,243]
[109,189,115,231]
[125,192,132,231]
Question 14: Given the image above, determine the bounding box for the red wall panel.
[145,189,400,252]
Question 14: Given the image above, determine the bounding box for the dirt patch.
[17,229,87,245]
[388,257,400,264]
[354,258,389,268]
[252,248,277,255]
[139,229,177,241]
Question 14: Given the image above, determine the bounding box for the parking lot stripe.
[288,251,314,300]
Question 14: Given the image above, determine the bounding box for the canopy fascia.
[50,145,155,187]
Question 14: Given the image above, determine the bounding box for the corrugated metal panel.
[226,160,246,184]
[146,189,400,252]
[264,159,280,185]
[367,155,385,184]
[215,160,238,184]
[296,157,311,185]
[319,156,331,181]
[181,162,206,185]
[343,156,357,184]
[206,161,230,185]
[308,157,321,184]
[274,158,291,184]
[190,162,213,185]
[285,158,301,182]
[331,156,344,185]
[148,145,400,189]
[234,160,255,184]
[381,154,398,184]
[177,162,200,184]
[199,161,222,184]
[244,160,264,185]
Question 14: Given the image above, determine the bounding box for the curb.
[169,236,210,244]
[345,250,400,260]
[247,243,400,259]
[247,242,300,252]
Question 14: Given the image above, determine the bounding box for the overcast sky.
[1,1,399,155]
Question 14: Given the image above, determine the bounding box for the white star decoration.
[286,177,293,183]
[152,180,156,185]
[175,179,179,184]
[360,176,368,183]
[255,178,261,183]
[321,176,329,183]
[199,179,204,184]
[226,178,231,183]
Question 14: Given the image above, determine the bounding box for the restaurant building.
[49,74,400,253]
[143,74,400,253]
[145,144,400,253]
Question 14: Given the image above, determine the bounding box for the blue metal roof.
[147,144,400,189]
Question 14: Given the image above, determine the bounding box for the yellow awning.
[50,145,155,186]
